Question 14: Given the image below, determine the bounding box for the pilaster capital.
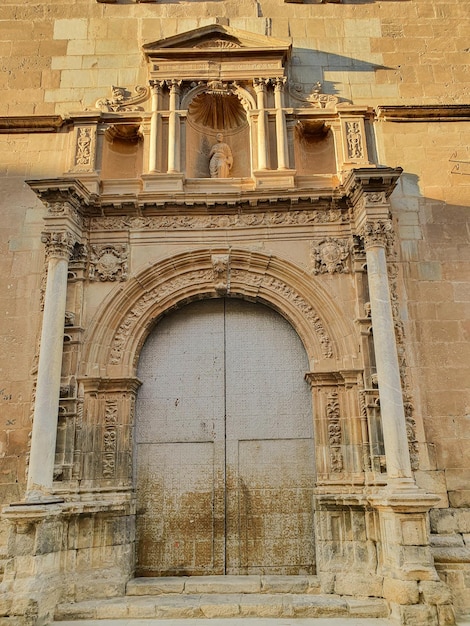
[343,167,402,234]
[41,230,76,261]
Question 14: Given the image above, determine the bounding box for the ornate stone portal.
[0,24,455,626]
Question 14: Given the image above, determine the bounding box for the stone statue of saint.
[209,133,233,178]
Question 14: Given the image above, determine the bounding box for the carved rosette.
[326,390,343,473]
[41,231,76,261]
[360,219,394,250]
[103,399,118,478]
[89,244,128,282]
[311,238,350,275]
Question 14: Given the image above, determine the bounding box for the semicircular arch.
[80,248,357,378]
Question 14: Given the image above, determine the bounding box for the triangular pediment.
[143,24,290,57]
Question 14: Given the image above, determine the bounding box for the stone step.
[126,575,322,596]
[55,593,389,621]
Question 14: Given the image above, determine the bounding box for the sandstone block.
[126,597,158,618]
[398,603,439,626]
[335,572,383,597]
[127,576,185,595]
[184,575,260,594]
[95,599,128,619]
[419,580,453,605]
[238,594,284,617]
[437,604,456,626]
[155,595,202,618]
[199,594,241,618]
[291,594,348,617]
[345,597,389,617]
[383,578,419,605]
[261,575,308,593]
[54,601,98,620]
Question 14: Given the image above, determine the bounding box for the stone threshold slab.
[52,617,470,626]
[55,594,388,621]
[127,576,321,596]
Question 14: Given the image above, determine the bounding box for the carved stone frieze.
[41,231,76,261]
[345,121,364,160]
[71,126,96,173]
[259,275,333,358]
[311,237,351,275]
[89,209,345,231]
[327,390,343,473]
[110,270,213,364]
[109,267,333,365]
[95,85,149,112]
[103,399,118,478]
[89,244,128,282]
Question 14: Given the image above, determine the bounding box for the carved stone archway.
[81,248,357,380]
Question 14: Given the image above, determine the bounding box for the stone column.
[253,78,268,170]
[167,79,182,174]
[361,219,413,483]
[26,231,74,501]
[274,77,289,170]
[148,80,163,173]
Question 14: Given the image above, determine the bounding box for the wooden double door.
[135,298,315,576]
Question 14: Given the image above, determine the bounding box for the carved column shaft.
[167,80,181,174]
[363,226,412,482]
[149,80,163,173]
[274,78,288,170]
[27,232,74,500]
[254,79,268,171]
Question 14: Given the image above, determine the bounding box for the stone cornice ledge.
[377,105,470,122]
[0,115,67,133]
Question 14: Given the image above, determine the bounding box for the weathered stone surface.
[126,577,186,595]
[398,603,439,626]
[154,595,203,618]
[261,575,309,594]
[345,597,389,618]
[184,575,261,594]
[335,572,383,598]
[238,594,285,617]
[199,594,241,618]
[419,581,453,606]
[291,594,348,617]
[383,578,419,605]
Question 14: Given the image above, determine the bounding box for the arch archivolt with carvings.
[80,248,356,379]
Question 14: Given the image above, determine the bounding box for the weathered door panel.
[135,298,315,576]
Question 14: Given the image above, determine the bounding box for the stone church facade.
[0,1,469,625]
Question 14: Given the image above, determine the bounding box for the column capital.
[253,77,269,93]
[360,218,394,250]
[273,76,287,92]
[149,79,165,93]
[166,79,182,93]
[41,230,76,260]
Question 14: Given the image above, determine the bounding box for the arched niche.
[294,121,336,176]
[184,88,251,178]
[100,123,143,180]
